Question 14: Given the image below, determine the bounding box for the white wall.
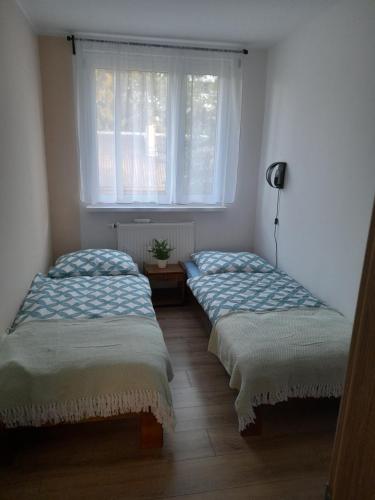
[80,51,267,252]
[39,36,81,260]
[0,0,51,333]
[254,0,375,319]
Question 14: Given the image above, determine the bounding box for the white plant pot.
[157,259,168,269]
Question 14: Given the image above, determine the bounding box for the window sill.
[85,204,227,213]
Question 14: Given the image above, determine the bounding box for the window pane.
[119,71,168,197]
[183,74,218,198]
[95,69,115,201]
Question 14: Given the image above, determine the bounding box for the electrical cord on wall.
[274,189,280,268]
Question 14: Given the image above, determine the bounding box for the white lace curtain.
[74,40,243,206]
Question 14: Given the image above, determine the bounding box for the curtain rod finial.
[67,34,76,55]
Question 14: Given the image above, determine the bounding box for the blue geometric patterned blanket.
[12,273,155,331]
[187,271,324,325]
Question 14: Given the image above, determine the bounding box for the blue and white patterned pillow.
[191,251,274,275]
[48,249,139,278]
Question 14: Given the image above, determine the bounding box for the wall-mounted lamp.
[266,162,287,268]
[266,162,287,189]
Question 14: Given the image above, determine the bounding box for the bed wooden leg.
[139,412,163,449]
[240,408,263,437]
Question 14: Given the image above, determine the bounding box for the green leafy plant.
[148,239,174,260]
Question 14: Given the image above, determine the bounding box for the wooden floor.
[0,303,339,499]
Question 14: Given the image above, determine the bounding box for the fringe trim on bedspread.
[0,389,174,431]
[238,382,343,432]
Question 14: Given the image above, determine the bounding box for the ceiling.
[17,0,339,47]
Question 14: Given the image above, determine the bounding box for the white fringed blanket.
[208,308,352,431]
[0,316,174,429]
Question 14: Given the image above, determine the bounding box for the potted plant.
[148,239,174,269]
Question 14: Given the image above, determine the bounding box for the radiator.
[117,222,195,266]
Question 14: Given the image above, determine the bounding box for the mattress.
[12,273,155,330]
[187,270,324,325]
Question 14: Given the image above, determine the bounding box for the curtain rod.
[66,35,248,56]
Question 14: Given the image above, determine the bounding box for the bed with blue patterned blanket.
[12,273,155,331]
[1,272,174,432]
[187,267,351,432]
[187,270,325,325]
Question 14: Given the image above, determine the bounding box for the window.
[75,41,242,208]
[95,69,169,203]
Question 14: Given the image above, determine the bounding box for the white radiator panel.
[117,222,195,266]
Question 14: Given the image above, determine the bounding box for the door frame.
[327,199,375,499]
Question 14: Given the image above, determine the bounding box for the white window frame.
[75,44,242,209]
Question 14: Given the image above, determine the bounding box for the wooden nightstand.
[143,263,186,306]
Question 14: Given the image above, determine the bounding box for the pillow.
[48,249,139,278]
[183,260,202,279]
[191,251,274,275]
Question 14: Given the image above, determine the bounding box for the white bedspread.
[0,316,174,429]
[208,308,352,431]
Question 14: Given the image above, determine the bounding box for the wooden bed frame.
[82,411,163,448]
[0,410,163,455]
